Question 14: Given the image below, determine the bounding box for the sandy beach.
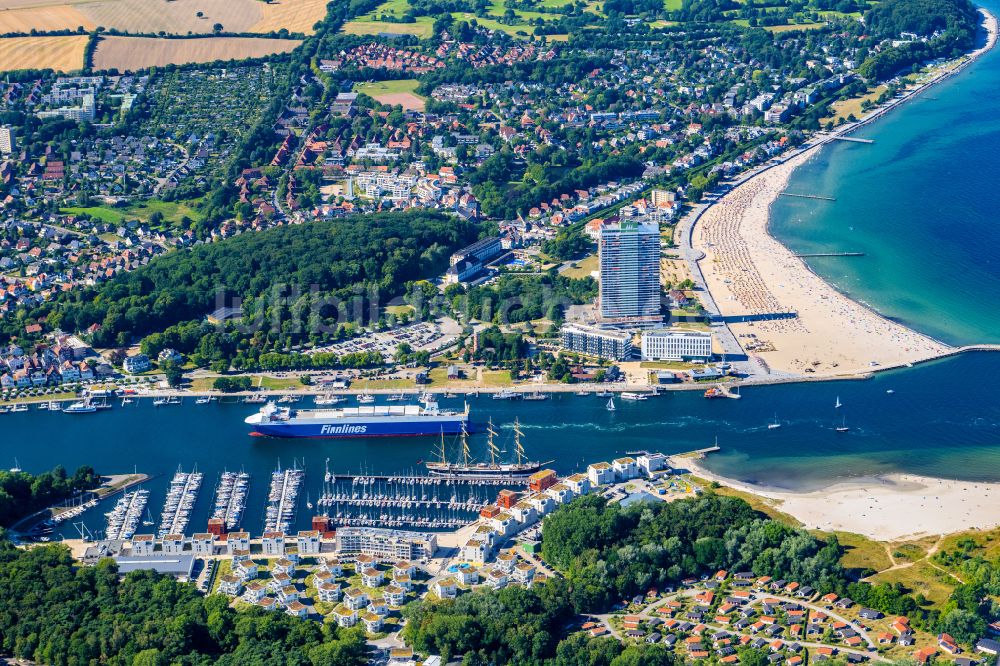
[689,10,998,379]
[682,455,1000,541]
[693,148,952,377]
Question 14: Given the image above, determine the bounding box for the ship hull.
[249,416,467,439]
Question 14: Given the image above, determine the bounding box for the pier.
[264,465,303,533]
[105,489,149,540]
[794,252,866,258]
[779,192,836,201]
[330,473,530,486]
[157,468,203,537]
[833,136,874,144]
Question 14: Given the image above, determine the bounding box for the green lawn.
[62,199,202,226]
[354,79,422,96]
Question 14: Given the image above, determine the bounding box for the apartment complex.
[560,324,633,360]
[641,329,713,361]
[334,527,437,561]
[0,125,14,155]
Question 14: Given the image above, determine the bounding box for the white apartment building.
[641,329,712,362]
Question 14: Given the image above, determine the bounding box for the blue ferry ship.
[245,401,469,439]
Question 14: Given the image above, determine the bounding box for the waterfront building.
[638,452,669,476]
[528,493,555,516]
[641,329,713,361]
[262,532,286,556]
[496,550,517,573]
[546,483,574,505]
[162,534,184,554]
[131,534,155,556]
[560,324,634,360]
[613,457,638,480]
[510,501,537,526]
[588,462,616,486]
[191,533,215,556]
[122,354,150,374]
[489,512,516,538]
[528,470,557,493]
[335,527,437,561]
[598,220,661,325]
[565,473,591,496]
[393,561,416,578]
[233,560,258,581]
[296,530,321,554]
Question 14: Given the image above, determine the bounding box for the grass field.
[0,35,87,72]
[823,84,888,125]
[62,198,203,225]
[354,79,426,110]
[561,253,598,279]
[828,531,894,573]
[93,35,302,71]
[764,22,825,32]
[0,0,329,36]
[869,561,956,606]
[341,18,434,37]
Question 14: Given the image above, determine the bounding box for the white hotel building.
[641,329,712,362]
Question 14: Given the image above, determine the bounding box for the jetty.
[832,136,874,144]
[211,471,250,531]
[157,467,203,537]
[105,489,149,540]
[264,463,303,533]
[329,472,528,486]
[779,192,836,201]
[794,252,865,258]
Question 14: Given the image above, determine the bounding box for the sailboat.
[836,416,849,433]
[768,413,781,430]
[9,458,21,473]
[835,396,842,409]
[424,418,549,478]
[606,396,616,412]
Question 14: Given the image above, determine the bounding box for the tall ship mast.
[425,417,551,479]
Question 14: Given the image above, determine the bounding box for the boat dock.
[157,467,203,537]
[331,473,529,486]
[779,192,836,201]
[264,464,303,533]
[105,489,149,540]
[211,471,250,531]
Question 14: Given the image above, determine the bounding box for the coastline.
[680,454,1000,541]
[686,8,998,379]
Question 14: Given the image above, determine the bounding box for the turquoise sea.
[4,5,1000,537]
[770,3,1000,346]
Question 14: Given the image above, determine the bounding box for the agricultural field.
[92,35,302,71]
[0,35,87,72]
[353,78,425,110]
[0,0,329,36]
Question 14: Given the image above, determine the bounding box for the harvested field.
[0,34,87,72]
[0,3,93,33]
[341,18,433,38]
[251,0,330,34]
[92,35,302,71]
[0,0,329,35]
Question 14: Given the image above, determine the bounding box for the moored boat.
[246,401,470,439]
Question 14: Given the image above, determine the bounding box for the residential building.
[335,527,436,561]
[598,220,661,325]
[122,354,150,374]
[560,324,633,360]
[641,329,713,361]
[0,125,14,155]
